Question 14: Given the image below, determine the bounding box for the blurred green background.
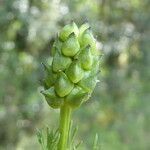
[0,0,149,149]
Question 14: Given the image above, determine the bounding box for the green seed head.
[41,22,101,109]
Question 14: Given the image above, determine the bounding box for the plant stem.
[58,104,72,150]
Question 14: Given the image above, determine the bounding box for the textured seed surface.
[52,51,72,72]
[41,87,63,108]
[66,60,84,83]
[61,33,80,57]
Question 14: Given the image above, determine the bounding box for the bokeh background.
[0,0,149,149]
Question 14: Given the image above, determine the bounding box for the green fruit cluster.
[41,22,101,109]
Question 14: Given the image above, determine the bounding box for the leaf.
[36,129,47,150]
[67,121,83,150]
[93,133,99,150]
[74,141,83,149]
[37,127,60,150]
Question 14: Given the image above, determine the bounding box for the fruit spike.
[41,22,101,109]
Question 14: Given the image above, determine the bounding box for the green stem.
[58,104,72,150]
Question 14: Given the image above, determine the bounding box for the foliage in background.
[0,0,149,150]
